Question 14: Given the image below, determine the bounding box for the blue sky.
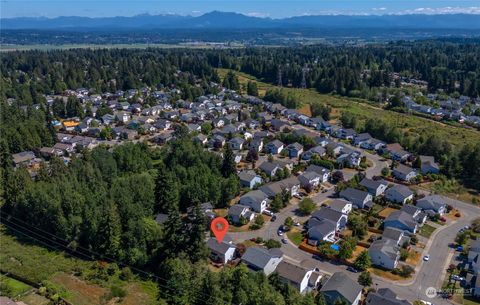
[2,0,480,18]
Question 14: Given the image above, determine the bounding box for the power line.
[2,221,211,305]
[1,213,232,305]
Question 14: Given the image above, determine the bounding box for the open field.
[0,43,245,52]
[0,226,157,305]
[217,69,480,148]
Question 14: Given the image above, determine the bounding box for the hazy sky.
[2,0,480,18]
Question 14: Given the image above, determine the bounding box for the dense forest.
[212,40,480,98]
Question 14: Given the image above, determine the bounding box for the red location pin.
[211,217,229,244]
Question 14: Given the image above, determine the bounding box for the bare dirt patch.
[52,273,107,305]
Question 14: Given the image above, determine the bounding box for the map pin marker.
[211,217,229,244]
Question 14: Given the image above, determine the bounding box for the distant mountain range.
[3,11,480,30]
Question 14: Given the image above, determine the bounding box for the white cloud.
[372,7,387,12]
[397,6,480,15]
[246,12,270,18]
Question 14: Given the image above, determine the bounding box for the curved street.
[228,151,479,304]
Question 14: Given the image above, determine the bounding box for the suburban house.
[266,139,285,155]
[12,151,36,168]
[228,204,255,224]
[400,205,427,225]
[259,161,282,177]
[250,138,264,152]
[228,137,245,150]
[386,143,411,162]
[241,247,283,275]
[382,227,411,247]
[365,288,412,305]
[385,185,414,204]
[392,164,417,182]
[328,199,353,215]
[302,146,326,160]
[193,134,208,145]
[286,142,304,158]
[416,195,447,216]
[339,188,373,209]
[239,190,270,213]
[270,119,290,132]
[320,272,363,305]
[419,155,440,174]
[207,237,236,264]
[384,210,420,234]
[305,164,331,183]
[310,207,348,231]
[238,171,263,189]
[260,177,301,198]
[307,218,337,245]
[298,171,322,189]
[468,240,480,273]
[369,238,400,270]
[359,178,388,197]
[353,133,372,146]
[275,260,319,294]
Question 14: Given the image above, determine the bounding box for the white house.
[207,237,236,264]
[239,190,270,213]
[385,185,414,204]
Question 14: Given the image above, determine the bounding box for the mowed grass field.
[218,69,480,148]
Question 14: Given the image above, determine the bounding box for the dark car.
[347,266,359,273]
[270,215,277,222]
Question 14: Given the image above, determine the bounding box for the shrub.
[264,239,282,249]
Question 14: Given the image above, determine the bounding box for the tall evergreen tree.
[221,145,236,178]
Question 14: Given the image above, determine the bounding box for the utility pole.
[277,65,282,87]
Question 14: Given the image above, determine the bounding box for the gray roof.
[155,213,168,224]
[259,161,280,173]
[268,139,284,149]
[306,164,330,175]
[240,190,268,204]
[12,151,36,164]
[369,239,399,261]
[385,211,417,229]
[386,185,414,199]
[394,164,416,176]
[329,199,351,213]
[312,207,344,223]
[416,195,446,211]
[360,178,388,190]
[275,260,310,285]
[238,170,260,183]
[320,272,363,303]
[308,219,336,239]
[400,205,420,216]
[207,237,235,255]
[382,227,404,241]
[340,187,370,202]
[228,204,249,217]
[365,289,411,305]
[242,247,283,269]
[287,142,303,151]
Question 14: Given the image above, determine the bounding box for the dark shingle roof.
[320,272,362,303]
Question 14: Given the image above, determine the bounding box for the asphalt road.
[228,158,479,304]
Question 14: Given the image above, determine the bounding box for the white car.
[277,230,284,236]
[263,210,274,216]
[423,255,430,261]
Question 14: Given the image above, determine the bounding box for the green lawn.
[0,275,32,297]
[419,224,437,238]
[286,229,304,246]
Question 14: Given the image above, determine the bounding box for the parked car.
[263,210,274,216]
[270,215,277,222]
[347,266,359,273]
[277,230,284,236]
[423,255,430,261]
[281,238,288,244]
